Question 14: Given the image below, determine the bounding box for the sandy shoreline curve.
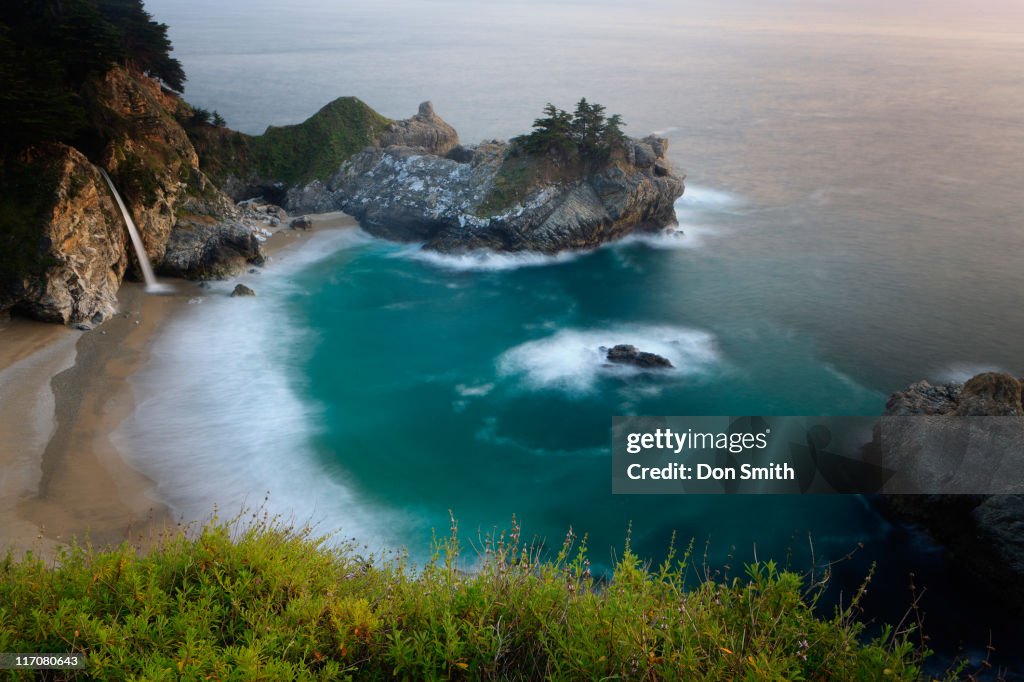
[0,212,358,559]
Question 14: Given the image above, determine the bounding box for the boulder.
[230,283,255,297]
[604,344,674,369]
[290,216,313,230]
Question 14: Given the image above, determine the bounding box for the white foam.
[497,325,719,394]
[456,382,495,397]
[935,362,1013,384]
[400,245,580,272]
[267,228,376,275]
[114,227,403,549]
[613,224,723,251]
[677,184,744,211]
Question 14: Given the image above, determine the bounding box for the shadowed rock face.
[286,104,685,253]
[882,372,1024,608]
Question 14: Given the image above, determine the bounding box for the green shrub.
[0,514,933,680]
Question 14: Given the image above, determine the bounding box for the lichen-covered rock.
[301,103,685,253]
[1,144,126,325]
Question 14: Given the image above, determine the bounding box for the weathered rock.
[376,101,459,156]
[320,116,684,252]
[881,371,1024,608]
[604,344,674,369]
[1,144,126,325]
[1,66,276,326]
[231,283,255,297]
[290,216,313,230]
[956,372,1023,416]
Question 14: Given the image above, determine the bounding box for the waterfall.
[99,169,164,292]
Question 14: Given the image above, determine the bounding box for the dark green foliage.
[0,515,932,680]
[0,151,61,293]
[187,97,392,189]
[211,111,226,127]
[93,0,185,91]
[0,0,183,152]
[521,98,627,160]
[190,107,213,126]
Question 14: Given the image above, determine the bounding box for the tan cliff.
[0,67,265,326]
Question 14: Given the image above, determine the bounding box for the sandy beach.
[0,212,358,559]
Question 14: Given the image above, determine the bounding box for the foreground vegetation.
[0,515,936,680]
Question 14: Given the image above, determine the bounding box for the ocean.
[126,0,1024,667]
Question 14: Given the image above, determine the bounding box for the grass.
[0,511,937,680]
[187,97,392,189]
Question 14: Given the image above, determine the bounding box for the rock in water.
[284,103,685,253]
[290,216,313,230]
[881,371,1024,608]
[230,284,255,297]
[604,344,674,369]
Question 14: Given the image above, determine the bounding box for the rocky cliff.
[0,66,266,326]
[285,103,685,253]
[882,372,1024,607]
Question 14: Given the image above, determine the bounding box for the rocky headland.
[882,371,1024,607]
[285,102,685,253]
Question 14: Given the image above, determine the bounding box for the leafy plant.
[0,512,938,680]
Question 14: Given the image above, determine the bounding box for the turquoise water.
[129,0,1024,666]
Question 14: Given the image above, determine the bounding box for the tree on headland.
[519,98,627,161]
[0,0,185,151]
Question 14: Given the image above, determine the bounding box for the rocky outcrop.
[160,193,265,280]
[882,372,1024,607]
[1,67,268,325]
[287,103,685,253]
[231,284,255,297]
[603,345,674,369]
[376,101,459,156]
[1,144,126,325]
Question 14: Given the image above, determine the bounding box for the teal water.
[288,199,888,567]
[129,0,1024,666]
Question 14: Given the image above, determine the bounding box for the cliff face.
[0,66,265,325]
[0,144,126,325]
[287,103,685,253]
[883,372,1024,607]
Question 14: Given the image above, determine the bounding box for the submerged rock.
[230,283,255,297]
[603,344,674,369]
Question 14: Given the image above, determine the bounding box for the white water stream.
[100,168,166,292]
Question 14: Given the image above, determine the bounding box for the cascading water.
[99,169,166,293]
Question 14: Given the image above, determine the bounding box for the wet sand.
[0,213,358,559]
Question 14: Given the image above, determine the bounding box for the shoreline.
[0,212,358,559]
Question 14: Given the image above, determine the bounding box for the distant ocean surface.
[125,0,1024,665]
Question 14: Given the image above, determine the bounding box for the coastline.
[0,212,358,559]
